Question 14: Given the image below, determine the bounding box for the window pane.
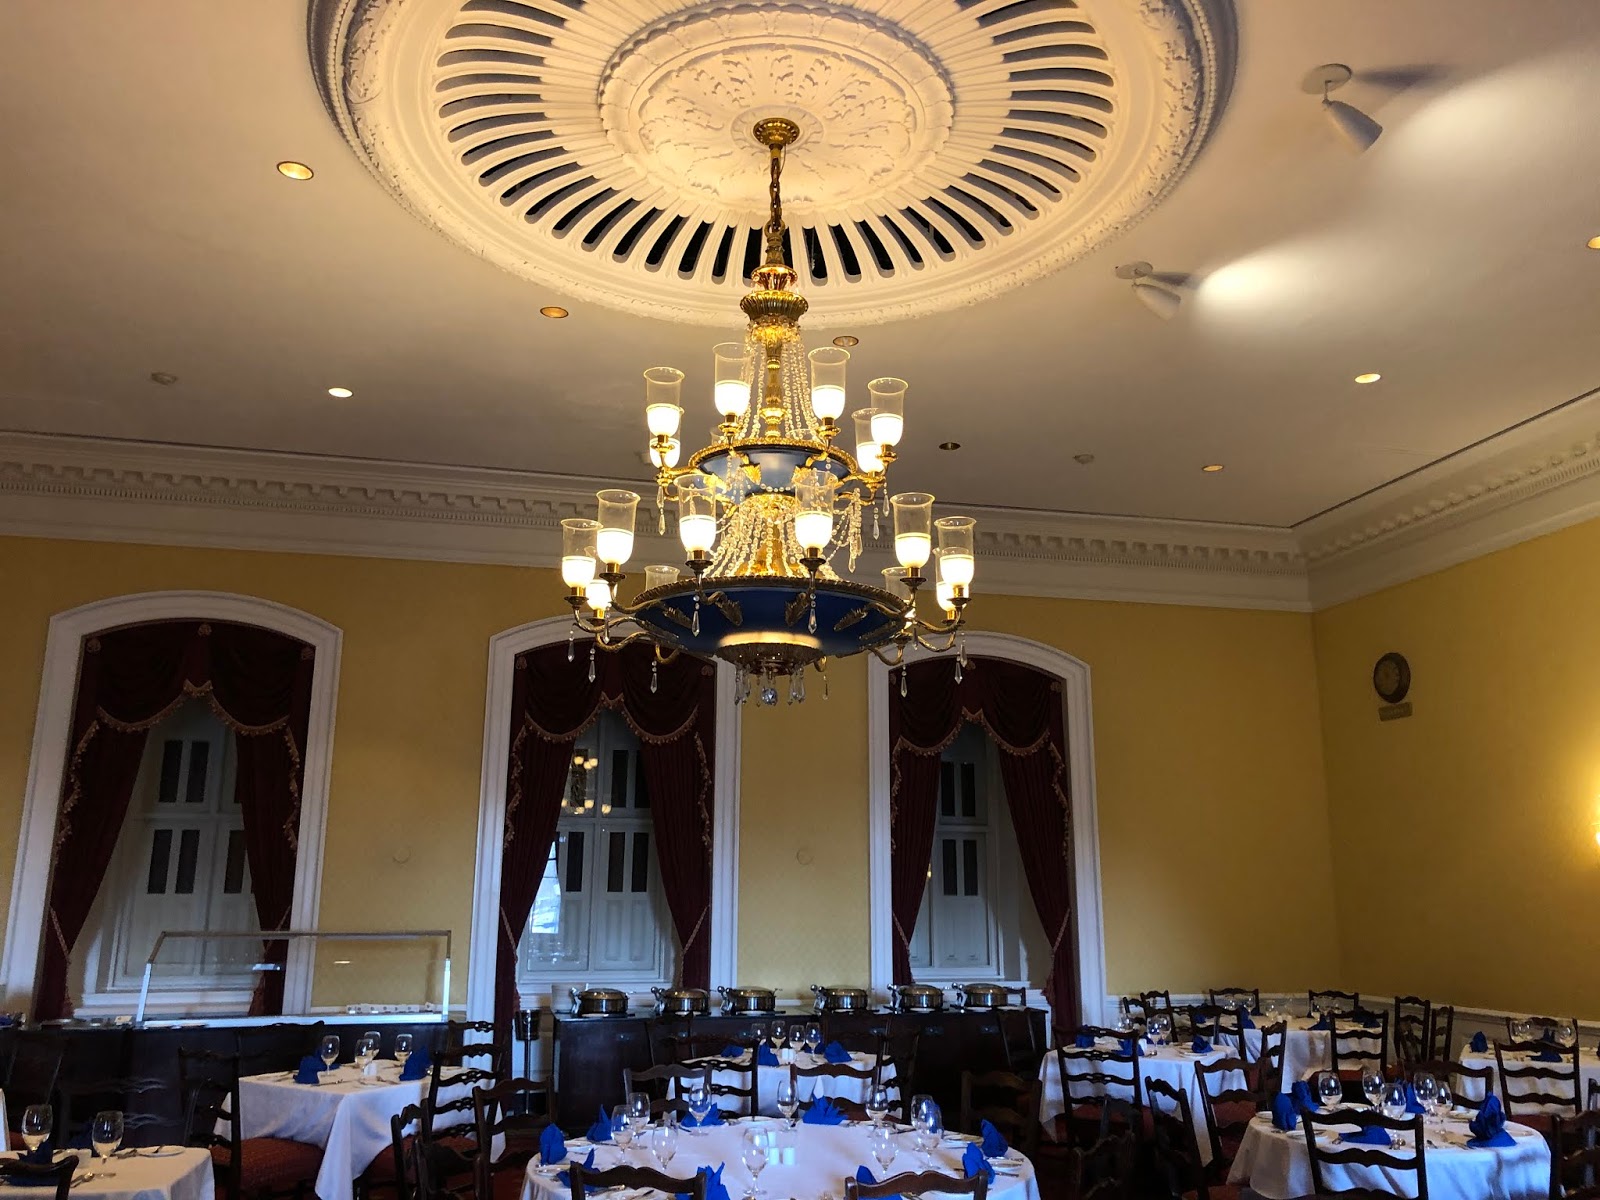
[147,829,173,893]
[939,762,955,816]
[222,829,247,894]
[174,828,200,894]
[963,839,979,897]
[158,741,183,803]
[610,750,629,810]
[565,830,585,893]
[528,845,562,936]
[960,763,977,818]
[185,741,211,804]
[941,838,957,896]
[635,761,650,809]
[607,831,626,892]
[631,832,650,893]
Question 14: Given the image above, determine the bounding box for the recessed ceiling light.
[1201,463,1225,473]
[327,386,353,398]
[276,161,314,181]
[1354,372,1382,384]
[938,441,961,451]
[540,306,569,318]
[1587,236,1600,250]
[148,371,178,386]
[1073,453,1095,465]
[832,335,859,348]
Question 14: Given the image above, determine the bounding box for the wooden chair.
[571,1163,706,1200]
[846,1169,987,1200]
[1140,990,1174,1012]
[1252,1021,1287,1101]
[1411,1058,1494,1113]
[473,1078,554,1200]
[390,1103,472,1200]
[998,1006,1043,1078]
[1428,1007,1455,1061]
[1055,1045,1146,1147]
[1309,989,1361,1016]
[0,1153,78,1200]
[878,1028,921,1120]
[1208,988,1259,1014]
[1552,1109,1600,1200]
[1495,1037,1580,1133]
[1146,1078,1236,1200]
[1173,1004,1226,1043]
[708,1054,758,1119]
[426,1024,502,1142]
[624,1063,709,1120]
[959,1068,1041,1157]
[1080,1129,1138,1200]
[793,1060,877,1119]
[1392,997,1431,1067]
[1331,1013,1390,1084]
[179,1047,322,1200]
[1302,1108,1427,1200]
[1194,1056,1255,1173]
[1119,997,1153,1029]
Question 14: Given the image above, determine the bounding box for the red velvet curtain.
[888,658,1078,1026]
[496,642,716,1036]
[35,621,314,1022]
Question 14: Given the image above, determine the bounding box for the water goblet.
[1317,1070,1342,1109]
[20,1104,51,1154]
[1413,1072,1437,1118]
[790,1024,806,1053]
[319,1034,341,1071]
[1435,1081,1453,1118]
[628,1091,651,1127]
[612,1107,634,1157]
[1360,1069,1384,1110]
[1383,1081,1408,1125]
[769,1024,785,1053]
[740,1129,770,1199]
[804,1023,821,1053]
[356,1031,381,1071]
[91,1110,123,1176]
[394,1034,413,1070]
[686,1083,712,1136]
[870,1124,898,1173]
[866,1085,891,1126]
[1559,1020,1578,1049]
[776,1076,799,1128]
[654,1123,678,1168]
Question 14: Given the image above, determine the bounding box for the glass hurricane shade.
[808,346,849,421]
[793,467,838,552]
[676,473,718,555]
[643,366,685,434]
[646,404,682,437]
[585,578,612,612]
[891,492,934,569]
[854,409,884,474]
[644,565,681,591]
[935,578,957,616]
[935,516,977,586]
[882,566,912,603]
[713,342,750,418]
[868,377,907,446]
[561,517,600,587]
[595,489,641,565]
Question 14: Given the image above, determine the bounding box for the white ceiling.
[1,1,1597,529]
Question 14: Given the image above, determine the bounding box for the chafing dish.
[570,985,629,1016]
[652,986,711,1016]
[811,984,870,1012]
[718,985,776,1014]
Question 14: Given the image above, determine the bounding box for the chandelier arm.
[867,643,906,668]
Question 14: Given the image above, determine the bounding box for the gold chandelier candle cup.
[890,492,935,572]
[561,517,600,590]
[808,346,849,425]
[934,515,976,594]
[595,489,641,568]
[868,377,906,448]
[792,467,839,554]
[853,409,884,474]
[713,342,751,420]
[675,473,718,558]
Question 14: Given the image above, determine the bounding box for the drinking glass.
[1360,1069,1384,1110]
[1436,1081,1453,1117]
[20,1104,51,1153]
[1383,1081,1408,1124]
[866,1085,891,1125]
[654,1123,678,1168]
[612,1107,634,1149]
[776,1077,799,1128]
[319,1034,341,1071]
[1413,1072,1438,1118]
[789,1024,807,1053]
[91,1110,123,1174]
[740,1129,769,1199]
[1316,1070,1342,1109]
[628,1091,651,1126]
[356,1031,381,1070]
[869,1125,898,1173]
[769,1024,785,1052]
[686,1083,712,1136]
[1559,1020,1578,1049]
[804,1023,821,1053]
[394,1034,413,1069]
[910,1094,938,1163]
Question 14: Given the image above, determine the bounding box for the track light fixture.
[1115,262,1183,319]
[1303,64,1382,153]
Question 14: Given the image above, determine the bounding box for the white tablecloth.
[0,1089,8,1152]
[706,1052,889,1117]
[520,1121,1037,1200]
[1038,1044,1244,1166]
[1456,1049,1596,1113]
[1227,1111,1549,1200]
[1,1147,214,1200]
[236,1064,471,1200]
[1221,1018,1330,1091]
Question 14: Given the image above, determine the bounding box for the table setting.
[1213,1003,1337,1091]
[1454,1025,1594,1109]
[690,1027,890,1117]
[0,1103,213,1200]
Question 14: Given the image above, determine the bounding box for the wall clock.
[1372,652,1411,704]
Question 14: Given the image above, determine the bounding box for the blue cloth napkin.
[1403,1084,1425,1115]
[678,1165,730,1200]
[1292,1081,1320,1113]
[1470,1032,1488,1053]
[854,1167,899,1200]
[682,1106,723,1128]
[822,1041,852,1064]
[1341,1125,1392,1147]
[1239,1012,1256,1030]
[803,1096,846,1126]
[539,1124,567,1166]
[1469,1096,1515,1149]
[1191,1036,1212,1054]
[1534,1047,1563,1062]
[294,1055,324,1085]
[757,1044,780,1067]
[1270,1094,1298,1132]
[962,1142,995,1185]
[719,1044,745,1060]
[1310,1017,1332,1031]
[1074,1034,1094,1049]
[556,1149,595,1189]
[399,1044,430,1082]
[1542,1029,1558,1043]
[1117,1039,1144,1058]
[979,1120,1009,1158]
[586,1105,616,1143]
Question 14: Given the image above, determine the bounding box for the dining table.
[0,1146,214,1200]
[704,1050,891,1117]
[1037,1040,1245,1166]
[520,1119,1038,1200]
[1220,1015,1332,1091]
[1227,1108,1550,1200]
[1452,1044,1597,1111]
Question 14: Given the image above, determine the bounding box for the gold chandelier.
[562,118,976,705]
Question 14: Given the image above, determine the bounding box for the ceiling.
[1,0,1597,529]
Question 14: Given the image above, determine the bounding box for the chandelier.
[562,118,976,705]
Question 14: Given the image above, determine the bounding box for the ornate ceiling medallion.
[310,0,1232,325]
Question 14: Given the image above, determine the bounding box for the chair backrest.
[1393,997,1431,1067]
[1145,1077,1208,1200]
[1119,997,1151,1027]
[1553,1109,1600,1200]
[1495,1039,1580,1116]
[1057,1046,1142,1120]
[1208,988,1260,1013]
[958,1069,1041,1157]
[1302,1108,1428,1200]
[1310,989,1361,1015]
[428,1026,503,1132]
[1331,1013,1390,1078]
[1193,1056,1255,1166]
[1411,1059,1493,1114]
[390,1102,428,1200]
[1173,1004,1226,1042]
[1139,990,1173,1011]
[0,1153,78,1200]
[473,1079,554,1200]
[178,1047,242,1200]
[572,1163,707,1200]
[706,1054,758,1118]
[54,1074,166,1147]
[792,1060,878,1119]
[846,1169,987,1200]
[879,1028,921,1119]
[1427,1007,1454,1061]
[1253,1021,1287,1102]
[624,1063,710,1118]
[1081,1128,1137,1200]
[997,1008,1042,1077]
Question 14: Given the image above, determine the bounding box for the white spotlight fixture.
[1303,64,1382,154]
[1115,261,1182,319]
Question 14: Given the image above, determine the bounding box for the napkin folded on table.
[556,1149,596,1189]
[854,1166,900,1200]
[682,1106,724,1128]
[586,1104,617,1143]
[802,1097,846,1126]
[979,1119,1009,1158]
[962,1142,995,1185]
[677,1165,730,1200]
[400,1045,431,1082]
[1073,1034,1095,1049]
[1239,1012,1256,1030]
[1469,1032,1489,1053]
[756,1044,780,1067]
[719,1044,745,1060]
[1191,1036,1212,1054]
[294,1055,325,1085]
[1340,1125,1392,1147]
[1542,1029,1558,1043]
[1117,1039,1144,1058]
[1291,1081,1320,1113]
[1310,1017,1332,1032]
[1469,1095,1515,1149]
[539,1123,568,1165]
[1403,1084,1426,1115]
[1270,1094,1298,1132]
[1534,1047,1563,1062]
[822,1041,852,1065]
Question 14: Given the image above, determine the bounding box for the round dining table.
[521,1120,1038,1200]
[1220,1016,1331,1091]
[705,1050,890,1117]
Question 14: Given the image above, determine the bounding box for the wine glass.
[1413,1072,1438,1118]
[910,1094,938,1163]
[628,1091,651,1127]
[776,1076,799,1128]
[1316,1070,1342,1109]
[1559,1020,1578,1049]
[612,1106,634,1155]
[356,1032,381,1071]
[1383,1081,1408,1124]
[394,1034,413,1070]
[1360,1068,1385,1110]
[21,1104,51,1154]
[769,1024,785,1053]
[654,1123,678,1168]
[866,1085,891,1125]
[789,1024,806,1053]
[1435,1080,1453,1118]
[804,1022,821,1053]
[319,1034,341,1071]
[740,1129,769,1199]
[869,1124,898,1173]
[91,1110,123,1175]
[685,1083,712,1136]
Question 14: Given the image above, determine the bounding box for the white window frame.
[466,616,741,1024]
[866,633,1107,1025]
[0,591,342,1017]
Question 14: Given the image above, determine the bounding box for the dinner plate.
[144,1147,183,1158]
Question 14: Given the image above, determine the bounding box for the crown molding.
[0,432,1310,611]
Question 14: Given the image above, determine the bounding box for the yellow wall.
[1313,520,1600,1017]
[0,534,1341,1009]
